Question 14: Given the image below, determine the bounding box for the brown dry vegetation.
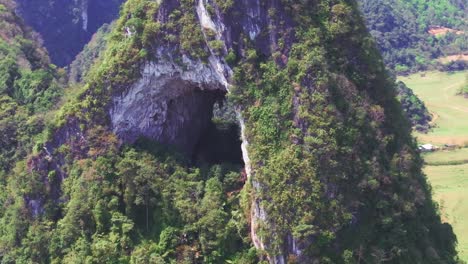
[438,54,468,64]
[428,26,464,36]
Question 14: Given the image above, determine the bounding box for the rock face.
[106,1,458,262]
[110,54,229,154]
[15,0,124,66]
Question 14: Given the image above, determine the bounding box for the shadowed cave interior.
[133,87,244,167]
[191,92,244,166]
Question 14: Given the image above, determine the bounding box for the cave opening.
[119,80,245,167]
[192,93,244,167]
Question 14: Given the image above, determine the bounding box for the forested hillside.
[358,0,467,73]
[0,0,62,175]
[396,81,432,131]
[0,0,463,263]
[68,23,113,84]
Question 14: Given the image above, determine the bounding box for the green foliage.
[396,81,432,131]
[209,39,225,55]
[69,23,114,84]
[213,0,234,12]
[399,0,465,29]
[358,0,467,73]
[231,0,459,261]
[0,0,62,177]
[0,0,462,263]
[13,69,61,112]
[0,144,253,262]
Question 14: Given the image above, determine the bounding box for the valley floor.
[400,71,468,146]
[424,153,468,260]
[400,71,468,261]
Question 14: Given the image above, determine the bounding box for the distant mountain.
[15,0,124,66]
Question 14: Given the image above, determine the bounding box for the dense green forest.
[0,0,464,263]
[0,1,255,262]
[358,0,467,74]
[396,81,432,131]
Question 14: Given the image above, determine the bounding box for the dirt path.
[443,80,464,100]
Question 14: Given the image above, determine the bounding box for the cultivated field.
[402,71,468,261]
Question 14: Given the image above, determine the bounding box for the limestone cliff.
[4,0,460,263]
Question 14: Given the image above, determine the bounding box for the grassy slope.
[401,71,468,261]
[400,71,468,146]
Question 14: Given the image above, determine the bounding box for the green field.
[423,148,468,165]
[400,71,468,146]
[401,71,468,261]
[424,148,468,261]
[425,163,468,260]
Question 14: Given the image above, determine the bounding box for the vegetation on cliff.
[69,23,114,84]
[0,0,464,263]
[0,0,62,175]
[231,1,458,262]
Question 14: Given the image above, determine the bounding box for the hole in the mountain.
[123,83,244,167]
[192,97,244,166]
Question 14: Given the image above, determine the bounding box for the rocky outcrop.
[110,53,229,154]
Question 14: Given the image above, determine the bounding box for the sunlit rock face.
[15,0,124,66]
[110,55,228,154]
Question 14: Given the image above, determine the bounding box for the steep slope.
[0,0,61,173]
[0,0,461,263]
[0,3,63,262]
[15,0,124,66]
[68,23,114,84]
